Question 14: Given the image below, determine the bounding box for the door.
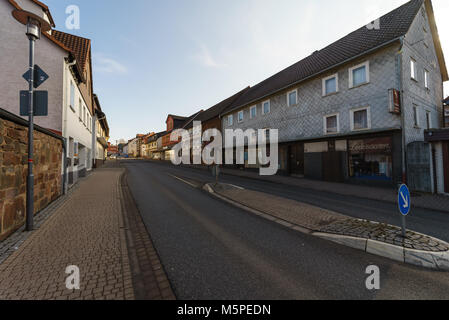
[288,143,304,175]
[444,142,449,193]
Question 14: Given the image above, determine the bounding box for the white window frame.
[250,105,257,119]
[424,69,429,89]
[413,104,420,128]
[323,113,340,135]
[350,106,371,131]
[287,89,298,107]
[238,110,244,123]
[262,100,271,115]
[227,114,233,126]
[425,110,432,129]
[349,61,370,88]
[322,73,339,96]
[411,58,417,80]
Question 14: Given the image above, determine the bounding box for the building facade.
[220,0,447,191]
[1,0,105,187]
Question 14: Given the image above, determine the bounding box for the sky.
[44,0,449,143]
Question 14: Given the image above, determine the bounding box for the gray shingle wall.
[401,3,444,145]
[223,45,402,144]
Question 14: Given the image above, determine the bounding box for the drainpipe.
[62,137,68,195]
[397,37,407,185]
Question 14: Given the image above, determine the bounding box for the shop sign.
[349,137,392,154]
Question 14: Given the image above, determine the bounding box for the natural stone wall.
[0,116,62,241]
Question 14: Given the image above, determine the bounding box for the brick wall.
[0,112,63,241]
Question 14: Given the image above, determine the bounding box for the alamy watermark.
[65,5,80,30]
[365,265,380,290]
[65,265,80,290]
[170,121,279,176]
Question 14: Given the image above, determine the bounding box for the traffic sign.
[22,65,49,88]
[398,184,411,216]
[20,90,48,116]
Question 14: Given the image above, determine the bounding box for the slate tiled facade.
[219,0,447,190]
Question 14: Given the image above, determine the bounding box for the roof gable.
[52,30,91,74]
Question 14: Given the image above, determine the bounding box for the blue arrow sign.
[398,184,411,216]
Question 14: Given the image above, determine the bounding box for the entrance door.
[288,143,304,175]
[444,142,449,193]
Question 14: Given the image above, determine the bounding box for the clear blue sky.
[45,0,449,143]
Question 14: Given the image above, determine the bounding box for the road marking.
[169,174,198,188]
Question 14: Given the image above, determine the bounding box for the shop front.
[348,137,393,181]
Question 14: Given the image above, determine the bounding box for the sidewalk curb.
[142,159,448,213]
[203,183,449,272]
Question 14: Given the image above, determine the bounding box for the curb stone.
[203,183,449,271]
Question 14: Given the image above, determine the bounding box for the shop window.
[350,107,370,131]
[349,137,393,181]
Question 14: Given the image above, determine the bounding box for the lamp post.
[12,10,51,231]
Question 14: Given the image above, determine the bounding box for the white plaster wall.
[62,62,93,171]
[0,0,66,131]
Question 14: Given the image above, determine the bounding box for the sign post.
[398,184,411,238]
[12,9,51,232]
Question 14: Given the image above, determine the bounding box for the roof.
[196,87,250,122]
[224,0,442,114]
[52,30,91,73]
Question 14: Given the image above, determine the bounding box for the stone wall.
[0,112,63,241]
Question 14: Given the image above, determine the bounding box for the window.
[238,111,244,123]
[324,114,340,134]
[227,115,233,126]
[250,106,257,119]
[350,107,371,131]
[349,137,393,181]
[323,74,338,96]
[70,82,75,110]
[426,111,431,130]
[78,99,82,119]
[413,105,419,127]
[411,58,417,80]
[424,70,429,89]
[287,89,297,106]
[349,62,369,88]
[262,100,270,115]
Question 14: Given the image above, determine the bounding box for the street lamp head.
[12,10,51,40]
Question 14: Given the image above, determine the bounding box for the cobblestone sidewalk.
[210,183,449,253]
[0,166,174,300]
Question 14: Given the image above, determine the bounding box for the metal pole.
[401,215,406,238]
[26,36,35,231]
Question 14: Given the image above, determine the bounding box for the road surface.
[123,160,449,300]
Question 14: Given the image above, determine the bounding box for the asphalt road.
[123,160,449,300]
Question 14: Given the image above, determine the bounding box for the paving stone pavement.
[0,166,174,300]
[319,220,449,252]
[211,183,449,252]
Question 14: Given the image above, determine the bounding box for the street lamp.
[12,10,51,231]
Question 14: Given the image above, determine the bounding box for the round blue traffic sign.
[398,184,411,216]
